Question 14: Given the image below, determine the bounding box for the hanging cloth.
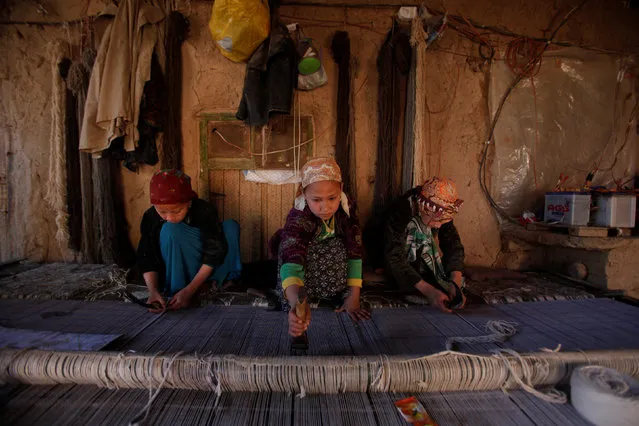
[80,0,164,155]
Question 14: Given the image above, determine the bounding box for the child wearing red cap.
[137,169,240,312]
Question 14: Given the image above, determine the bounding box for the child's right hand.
[288,308,310,337]
[147,291,166,313]
[415,280,452,313]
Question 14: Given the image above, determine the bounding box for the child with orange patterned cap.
[270,157,370,337]
[383,177,466,313]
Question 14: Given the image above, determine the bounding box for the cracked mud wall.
[0,22,81,262]
[1,0,638,266]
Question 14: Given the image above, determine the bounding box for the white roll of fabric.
[242,170,300,185]
[571,366,639,426]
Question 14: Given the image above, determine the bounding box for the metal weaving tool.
[121,290,162,310]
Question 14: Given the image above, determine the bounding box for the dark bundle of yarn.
[330,31,355,195]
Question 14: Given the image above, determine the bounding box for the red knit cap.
[150,169,197,205]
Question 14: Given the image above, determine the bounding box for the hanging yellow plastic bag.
[209,0,270,63]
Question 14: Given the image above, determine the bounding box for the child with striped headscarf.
[270,157,370,337]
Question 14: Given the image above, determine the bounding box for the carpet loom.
[2,298,639,425]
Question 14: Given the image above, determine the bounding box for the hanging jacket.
[236,19,296,126]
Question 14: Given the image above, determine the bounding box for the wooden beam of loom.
[2,348,639,394]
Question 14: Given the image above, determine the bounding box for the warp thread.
[129,352,183,426]
[571,366,639,426]
[330,31,355,195]
[162,11,188,170]
[296,386,306,399]
[3,348,639,398]
[45,42,71,249]
[371,354,391,392]
[445,320,519,350]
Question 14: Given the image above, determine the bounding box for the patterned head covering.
[295,157,350,216]
[301,157,343,189]
[417,177,463,222]
[150,169,197,205]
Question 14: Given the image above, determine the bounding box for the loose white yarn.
[45,42,71,248]
[446,320,519,350]
[571,366,639,426]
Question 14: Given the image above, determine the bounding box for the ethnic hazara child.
[136,169,241,312]
[383,177,466,313]
[270,157,370,337]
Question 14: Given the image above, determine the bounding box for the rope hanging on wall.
[410,15,428,187]
[92,154,136,267]
[162,11,189,170]
[372,23,411,218]
[68,48,99,263]
[330,31,356,195]
[59,58,82,252]
[363,23,411,269]
[45,42,71,251]
[401,24,417,193]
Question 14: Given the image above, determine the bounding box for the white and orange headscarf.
[294,157,350,216]
[416,177,463,224]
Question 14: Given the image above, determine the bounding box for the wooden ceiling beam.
[280,1,422,8]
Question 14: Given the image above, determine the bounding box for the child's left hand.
[336,293,371,322]
[449,271,467,309]
[168,287,195,310]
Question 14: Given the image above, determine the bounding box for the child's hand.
[430,290,452,313]
[337,293,371,322]
[288,308,310,337]
[147,291,166,313]
[416,281,452,313]
[449,272,466,309]
[168,287,195,311]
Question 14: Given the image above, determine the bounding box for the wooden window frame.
[199,113,313,200]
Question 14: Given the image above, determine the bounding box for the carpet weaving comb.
[291,287,309,356]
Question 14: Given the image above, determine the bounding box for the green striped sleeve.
[347,259,362,287]
[280,263,305,290]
